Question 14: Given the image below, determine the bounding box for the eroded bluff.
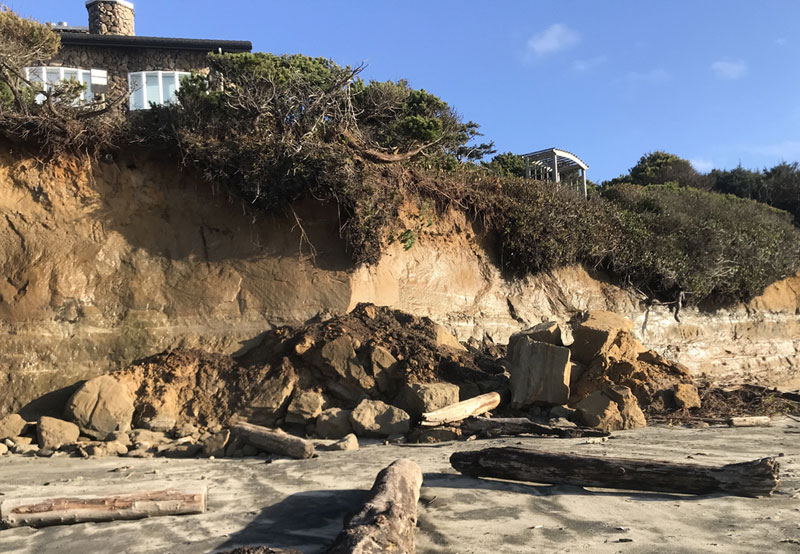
[1,147,799,415]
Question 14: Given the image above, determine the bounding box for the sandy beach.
[1,419,798,553]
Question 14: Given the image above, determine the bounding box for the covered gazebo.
[521,148,589,198]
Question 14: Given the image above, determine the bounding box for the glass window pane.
[80,71,92,102]
[63,68,78,82]
[27,67,44,83]
[129,73,145,110]
[146,72,160,105]
[46,68,61,86]
[162,73,177,103]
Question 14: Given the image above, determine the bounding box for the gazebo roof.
[521,148,589,171]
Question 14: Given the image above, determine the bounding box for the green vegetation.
[1,8,799,307]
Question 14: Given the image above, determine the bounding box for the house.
[27,0,252,110]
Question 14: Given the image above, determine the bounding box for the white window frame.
[128,70,191,110]
[24,66,98,103]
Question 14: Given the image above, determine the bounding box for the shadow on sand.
[212,488,368,554]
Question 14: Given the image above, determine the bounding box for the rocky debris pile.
[3,305,787,461]
[505,311,698,432]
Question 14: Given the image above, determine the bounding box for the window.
[24,66,103,103]
[128,71,190,110]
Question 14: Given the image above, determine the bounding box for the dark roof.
[57,31,252,53]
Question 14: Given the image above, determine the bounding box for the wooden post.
[524,157,531,179]
[1,487,206,528]
[326,459,422,554]
[450,447,780,498]
[581,168,587,198]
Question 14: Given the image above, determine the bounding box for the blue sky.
[9,0,800,181]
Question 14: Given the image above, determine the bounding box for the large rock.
[369,345,398,394]
[315,408,353,439]
[64,375,134,440]
[396,382,460,419]
[350,400,411,438]
[570,311,635,363]
[434,324,467,351]
[37,416,80,450]
[202,429,230,457]
[673,383,702,409]
[575,392,624,432]
[247,358,297,425]
[511,321,563,347]
[576,385,646,431]
[318,336,375,393]
[602,385,647,429]
[285,390,325,425]
[0,414,28,440]
[507,337,572,407]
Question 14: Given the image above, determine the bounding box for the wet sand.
[1,418,799,553]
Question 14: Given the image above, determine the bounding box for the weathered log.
[450,447,780,497]
[460,417,609,439]
[420,392,501,426]
[231,422,315,459]
[728,416,771,427]
[0,487,206,528]
[326,459,422,554]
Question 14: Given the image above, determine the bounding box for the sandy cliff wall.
[1,148,799,414]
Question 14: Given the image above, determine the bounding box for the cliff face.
[1,147,799,415]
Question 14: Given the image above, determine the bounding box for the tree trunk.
[420,392,501,426]
[231,422,315,459]
[326,459,422,554]
[1,487,206,528]
[450,447,780,498]
[460,417,609,439]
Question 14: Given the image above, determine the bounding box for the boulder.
[159,442,202,458]
[130,429,169,449]
[64,375,135,439]
[575,392,624,432]
[674,384,702,409]
[323,433,359,451]
[350,400,411,438]
[370,345,398,394]
[549,405,577,420]
[570,311,634,363]
[285,390,325,425]
[82,440,128,457]
[139,412,177,432]
[511,321,563,347]
[507,337,572,407]
[202,429,230,457]
[0,414,28,440]
[108,431,131,447]
[396,382,460,419]
[37,416,80,450]
[434,324,467,352]
[0,443,7,455]
[315,408,353,439]
[318,336,375,393]
[247,358,298,426]
[602,385,647,429]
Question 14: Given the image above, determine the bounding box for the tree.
[482,152,526,177]
[626,151,707,188]
[762,162,800,224]
[0,6,60,112]
[708,165,765,199]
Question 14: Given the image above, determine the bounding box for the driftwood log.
[0,487,206,528]
[450,447,780,497]
[420,392,501,426]
[326,459,423,554]
[232,422,315,459]
[460,417,609,439]
[728,416,771,427]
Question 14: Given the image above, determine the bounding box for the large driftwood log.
[232,422,315,459]
[460,417,609,439]
[450,447,780,497]
[420,392,501,426]
[326,459,422,554]
[0,487,206,528]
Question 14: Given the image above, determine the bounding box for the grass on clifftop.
[2,9,799,307]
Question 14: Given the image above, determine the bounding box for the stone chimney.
[86,0,135,36]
